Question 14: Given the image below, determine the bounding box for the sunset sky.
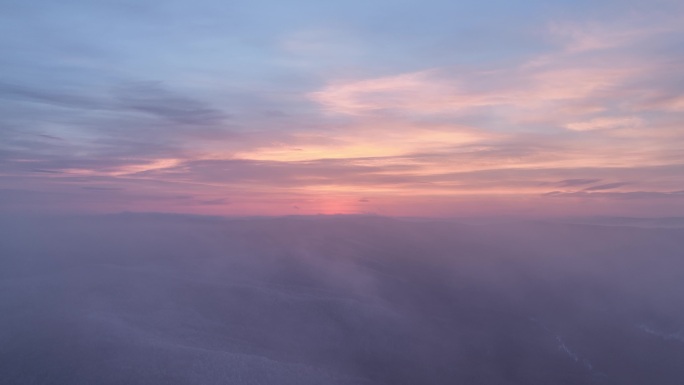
[2,0,684,216]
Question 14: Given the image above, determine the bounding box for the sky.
[2,0,684,217]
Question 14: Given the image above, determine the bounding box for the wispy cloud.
[583,182,629,191]
[114,82,228,125]
[1,0,683,216]
[557,179,602,187]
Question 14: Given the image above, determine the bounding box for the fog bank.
[1,214,683,384]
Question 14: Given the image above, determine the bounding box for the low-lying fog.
[1,214,683,384]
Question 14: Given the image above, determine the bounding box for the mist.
[2,214,683,384]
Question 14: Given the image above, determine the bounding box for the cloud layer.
[1,0,683,216]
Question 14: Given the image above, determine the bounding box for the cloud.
[544,190,684,200]
[197,198,230,205]
[36,134,65,141]
[565,117,643,132]
[583,182,629,191]
[309,55,646,119]
[81,186,124,191]
[114,82,228,125]
[557,179,602,187]
[545,19,677,54]
[2,0,683,217]
[30,169,64,174]
[4,215,684,382]
[0,82,108,110]
[309,70,461,115]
